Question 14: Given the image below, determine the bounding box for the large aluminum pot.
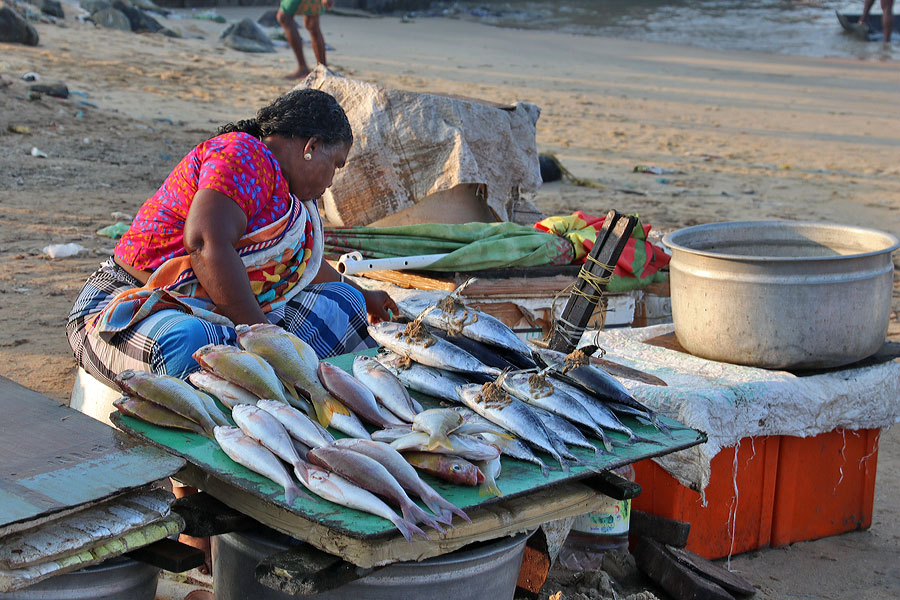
[0,557,159,600]
[663,220,899,369]
[212,527,532,600]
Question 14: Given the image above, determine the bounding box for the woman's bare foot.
[286,68,312,80]
[184,590,215,600]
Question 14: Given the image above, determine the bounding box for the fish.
[375,352,469,402]
[402,452,485,487]
[400,296,533,357]
[528,405,605,455]
[331,438,469,523]
[370,426,414,443]
[317,361,405,428]
[411,408,464,452]
[113,396,207,436]
[193,344,290,405]
[429,329,522,372]
[475,456,502,497]
[605,400,675,436]
[532,346,640,407]
[214,426,303,506]
[234,324,353,429]
[367,322,501,378]
[293,462,426,542]
[352,354,420,422]
[455,382,573,472]
[472,430,549,477]
[389,431,501,462]
[307,446,445,532]
[188,370,263,410]
[498,371,613,448]
[256,399,334,449]
[115,370,222,436]
[231,404,306,472]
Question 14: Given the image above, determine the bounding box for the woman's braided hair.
[218,89,352,148]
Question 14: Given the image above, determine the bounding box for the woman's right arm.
[184,189,269,326]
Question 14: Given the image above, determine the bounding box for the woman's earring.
[304,152,312,161]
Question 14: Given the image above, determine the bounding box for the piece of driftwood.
[549,210,638,352]
[172,491,255,537]
[668,546,756,597]
[633,537,735,600]
[630,510,691,549]
[126,537,206,573]
[256,545,379,596]
[515,527,551,599]
[581,470,642,501]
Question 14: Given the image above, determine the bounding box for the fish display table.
[112,351,705,568]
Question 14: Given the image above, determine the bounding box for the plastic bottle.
[557,463,635,571]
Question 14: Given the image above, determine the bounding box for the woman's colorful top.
[116,132,292,271]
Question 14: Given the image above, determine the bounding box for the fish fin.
[426,434,455,453]
[478,479,503,498]
[538,462,550,478]
[280,378,302,401]
[631,434,667,446]
[283,483,305,506]
[407,504,446,534]
[445,504,471,523]
[306,394,339,428]
[396,518,428,543]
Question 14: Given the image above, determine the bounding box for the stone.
[112,0,162,32]
[29,82,69,98]
[256,8,277,27]
[80,0,111,14]
[26,0,64,18]
[0,3,39,45]
[92,6,129,29]
[221,17,274,53]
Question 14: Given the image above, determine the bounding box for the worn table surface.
[0,376,185,536]
[113,351,705,567]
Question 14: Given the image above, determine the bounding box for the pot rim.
[663,220,900,263]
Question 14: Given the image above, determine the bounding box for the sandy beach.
[1,4,899,598]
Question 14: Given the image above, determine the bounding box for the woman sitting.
[67,89,396,388]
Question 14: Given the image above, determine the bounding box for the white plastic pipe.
[337,251,450,275]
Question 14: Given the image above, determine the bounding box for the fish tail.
[598,430,615,453]
[307,393,338,427]
[283,483,305,506]
[426,434,455,453]
[538,461,550,477]
[423,499,454,525]
[393,516,428,543]
[406,503,446,534]
[631,434,667,446]
[478,478,503,498]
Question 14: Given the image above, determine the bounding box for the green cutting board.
[113,350,705,541]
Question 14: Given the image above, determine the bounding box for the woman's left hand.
[361,289,399,324]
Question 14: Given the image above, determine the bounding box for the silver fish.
[400,296,533,357]
[475,455,502,497]
[389,431,500,462]
[375,352,469,402]
[352,354,419,422]
[500,371,613,451]
[307,446,445,532]
[256,399,334,449]
[116,370,222,436]
[232,404,306,472]
[528,405,605,455]
[367,322,500,377]
[331,438,469,524]
[293,462,425,542]
[214,426,303,505]
[189,370,262,410]
[455,383,573,471]
[473,431,549,477]
[318,361,405,428]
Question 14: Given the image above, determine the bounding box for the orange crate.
[771,428,879,547]
[631,436,780,560]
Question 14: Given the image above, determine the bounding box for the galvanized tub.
[212,528,532,600]
[663,220,899,369]
[0,557,159,600]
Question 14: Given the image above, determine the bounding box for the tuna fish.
[214,426,303,506]
[115,370,223,436]
[375,352,469,403]
[367,322,501,378]
[352,355,420,422]
[331,438,469,524]
[256,399,334,449]
[528,405,606,455]
[402,452,485,487]
[293,462,426,542]
[307,446,445,532]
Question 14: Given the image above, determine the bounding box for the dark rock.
[112,0,162,32]
[0,3,39,46]
[539,153,563,183]
[221,17,274,53]
[92,6,130,30]
[80,0,111,14]
[29,82,69,98]
[257,8,277,27]
[26,0,63,18]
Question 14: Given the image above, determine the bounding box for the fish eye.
[451,464,461,471]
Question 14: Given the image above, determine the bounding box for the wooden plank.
[126,538,206,573]
[581,470,642,501]
[0,376,184,532]
[633,538,735,600]
[515,527,551,599]
[668,546,757,597]
[549,211,638,352]
[460,275,576,299]
[630,510,691,548]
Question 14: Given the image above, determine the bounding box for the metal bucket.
[0,557,159,600]
[212,527,532,600]
[663,220,899,369]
